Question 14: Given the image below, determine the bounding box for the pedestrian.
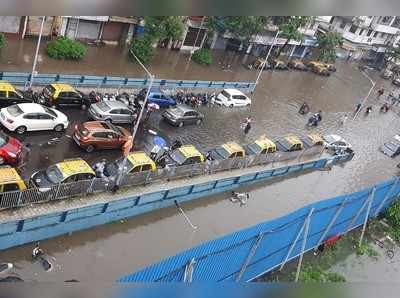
[32,243,43,259]
[354,100,362,115]
[365,106,373,116]
[340,114,348,126]
[377,86,385,99]
[242,117,252,135]
[347,51,353,61]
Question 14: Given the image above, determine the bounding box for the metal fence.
[0,146,334,211]
[0,71,255,91]
[118,177,400,283]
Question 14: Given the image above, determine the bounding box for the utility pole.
[353,69,376,120]
[29,16,45,88]
[253,30,280,93]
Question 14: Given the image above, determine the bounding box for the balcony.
[371,23,399,35]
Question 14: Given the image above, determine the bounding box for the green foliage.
[276,16,311,57]
[207,17,269,44]
[385,47,400,62]
[292,265,346,282]
[191,48,213,65]
[46,37,86,60]
[129,36,155,65]
[0,32,6,50]
[317,31,343,63]
[144,16,185,42]
[386,200,400,241]
[356,242,379,259]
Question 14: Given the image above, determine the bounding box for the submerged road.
[0,49,400,281]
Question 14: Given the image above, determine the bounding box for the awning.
[109,16,138,24]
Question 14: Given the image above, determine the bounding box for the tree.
[144,16,185,42]
[276,16,311,58]
[0,33,6,50]
[385,46,400,63]
[316,31,343,63]
[129,36,155,65]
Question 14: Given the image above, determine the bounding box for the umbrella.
[153,136,168,149]
[148,103,160,110]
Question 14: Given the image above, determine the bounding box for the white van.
[214,89,251,107]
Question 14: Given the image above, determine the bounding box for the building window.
[392,17,400,29]
[359,29,364,35]
[380,32,387,39]
[373,31,379,37]
[366,29,373,36]
[349,25,357,33]
[379,16,393,25]
[339,21,346,29]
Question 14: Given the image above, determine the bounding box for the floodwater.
[1,39,400,282]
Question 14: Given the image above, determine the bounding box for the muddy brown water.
[0,39,400,282]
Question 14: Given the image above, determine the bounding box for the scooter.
[306,115,319,127]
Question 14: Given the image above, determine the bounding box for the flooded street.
[1,39,400,282]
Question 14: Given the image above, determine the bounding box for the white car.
[0,103,69,134]
[323,134,352,149]
[214,88,251,107]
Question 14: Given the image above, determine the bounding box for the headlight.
[7,152,16,158]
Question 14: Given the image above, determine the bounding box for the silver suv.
[89,101,136,124]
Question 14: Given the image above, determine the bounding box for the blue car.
[138,88,176,108]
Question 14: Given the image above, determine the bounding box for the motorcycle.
[306,115,319,127]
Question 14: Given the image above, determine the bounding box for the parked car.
[38,83,92,110]
[88,101,136,124]
[162,145,205,167]
[287,59,308,71]
[0,131,22,165]
[247,58,272,70]
[380,135,400,157]
[73,121,131,153]
[0,103,69,134]
[138,87,176,108]
[392,76,400,86]
[271,59,289,70]
[323,134,352,150]
[30,158,96,191]
[275,135,303,152]
[322,63,336,72]
[244,135,277,155]
[381,69,393,80]
[301,133,324,149]
[0,81,33,109]
[214,89,251,107]
[307,61,330,76]
[209,142,246,160]
[0,166,27,194]
[103,151,157,177]
[162,105,204,127]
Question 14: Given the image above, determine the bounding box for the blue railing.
[0,71,255,91]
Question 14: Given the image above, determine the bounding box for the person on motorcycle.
[315,110,322,122]
[299,102,310,114]
[365,106,373,115]
[307,115,318,126]
[380,103,390,113]
[32,243,44,259]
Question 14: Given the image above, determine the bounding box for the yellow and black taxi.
[322,63,336,72]
[38,83,92,109]
[163,145,205,167]
[271,59,289,70]
[0,81,33,109]
[307,61,330,76]
[209,142,246,160]
[30,158,95,190]
[0,166,27,194]
[104,151,157,177]
[276,135,304,152]
[301,133,324,149]
[244,135,277,155]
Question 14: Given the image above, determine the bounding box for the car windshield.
[45,165,64,184]
[96,102,110,112]
[247,143,263,154]
[0,133,8,147]
[7,105,23,117]
[277,139,293,150]
[385,142,399,152]
[221,90,231,98]
[215,147,231,159]
[169,149,187,165]
[44,107,57,118]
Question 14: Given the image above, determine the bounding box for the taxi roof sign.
[222,142,245,155]
[50,83,76,92]
[255,135,276,150]
[178,145,204,160]
[56,159,95,178]
[127,151,155,167]
[0,166,23,184]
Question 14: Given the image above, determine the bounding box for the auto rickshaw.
[276,135,304,152]
[245,135,277,155]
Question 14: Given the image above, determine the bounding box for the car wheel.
[54,124,64,132]
[0,156,4,165]
[86,145,95,153]
[178,122,184,127]
[195,119,202,125]
[15,126,27,134]
[105,118,113,124]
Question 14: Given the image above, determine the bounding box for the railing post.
[17,190,23,207]
[54,183,62,200]
[345,188,374,234]
[295,208,314,282]
[87,178,95,195]
[183,258,196,282]
[359,187,376,247]
[236,232,264,281]
[375,178,399,217]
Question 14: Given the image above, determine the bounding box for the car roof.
[174,105,195,112]
[82,121,116,132]
[323,134,342,142]
[127,151,156,167]
[56,159,95,178]
[254,135,276,150]
[50,83,76,92]
[102,101,129,109]
[223,89,246,96]
[393,135,400,143]
[282,135,303,146]
[221,142,245,155]
[304,133,324,145]
[0,166,23,184]
[17,103,46,113]
[178,145,204,159]
[0,81,17,92]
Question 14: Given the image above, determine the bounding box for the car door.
[92,132,109,149]
[184,111,196,124]
[69,91,83,106]
[22,113,40,131]
[109,109,123,123]
[120,108,134,123]
[37,113,55,130]
[8,91,28,105]
[0,91,7,108]
[105,131,121,149]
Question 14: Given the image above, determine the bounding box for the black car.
[37,83,92,109]
[162,105,204,127]
[380,135,400,157]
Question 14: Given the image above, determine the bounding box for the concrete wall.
[0,16,21,34]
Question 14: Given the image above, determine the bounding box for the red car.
[73,121,131,152]
[0,131,22,165]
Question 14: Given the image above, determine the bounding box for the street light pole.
[189,16,205,61]
[29,16,45,88]
[115,49,155,188]
[353,69,376,120]
[253,30,280,93]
